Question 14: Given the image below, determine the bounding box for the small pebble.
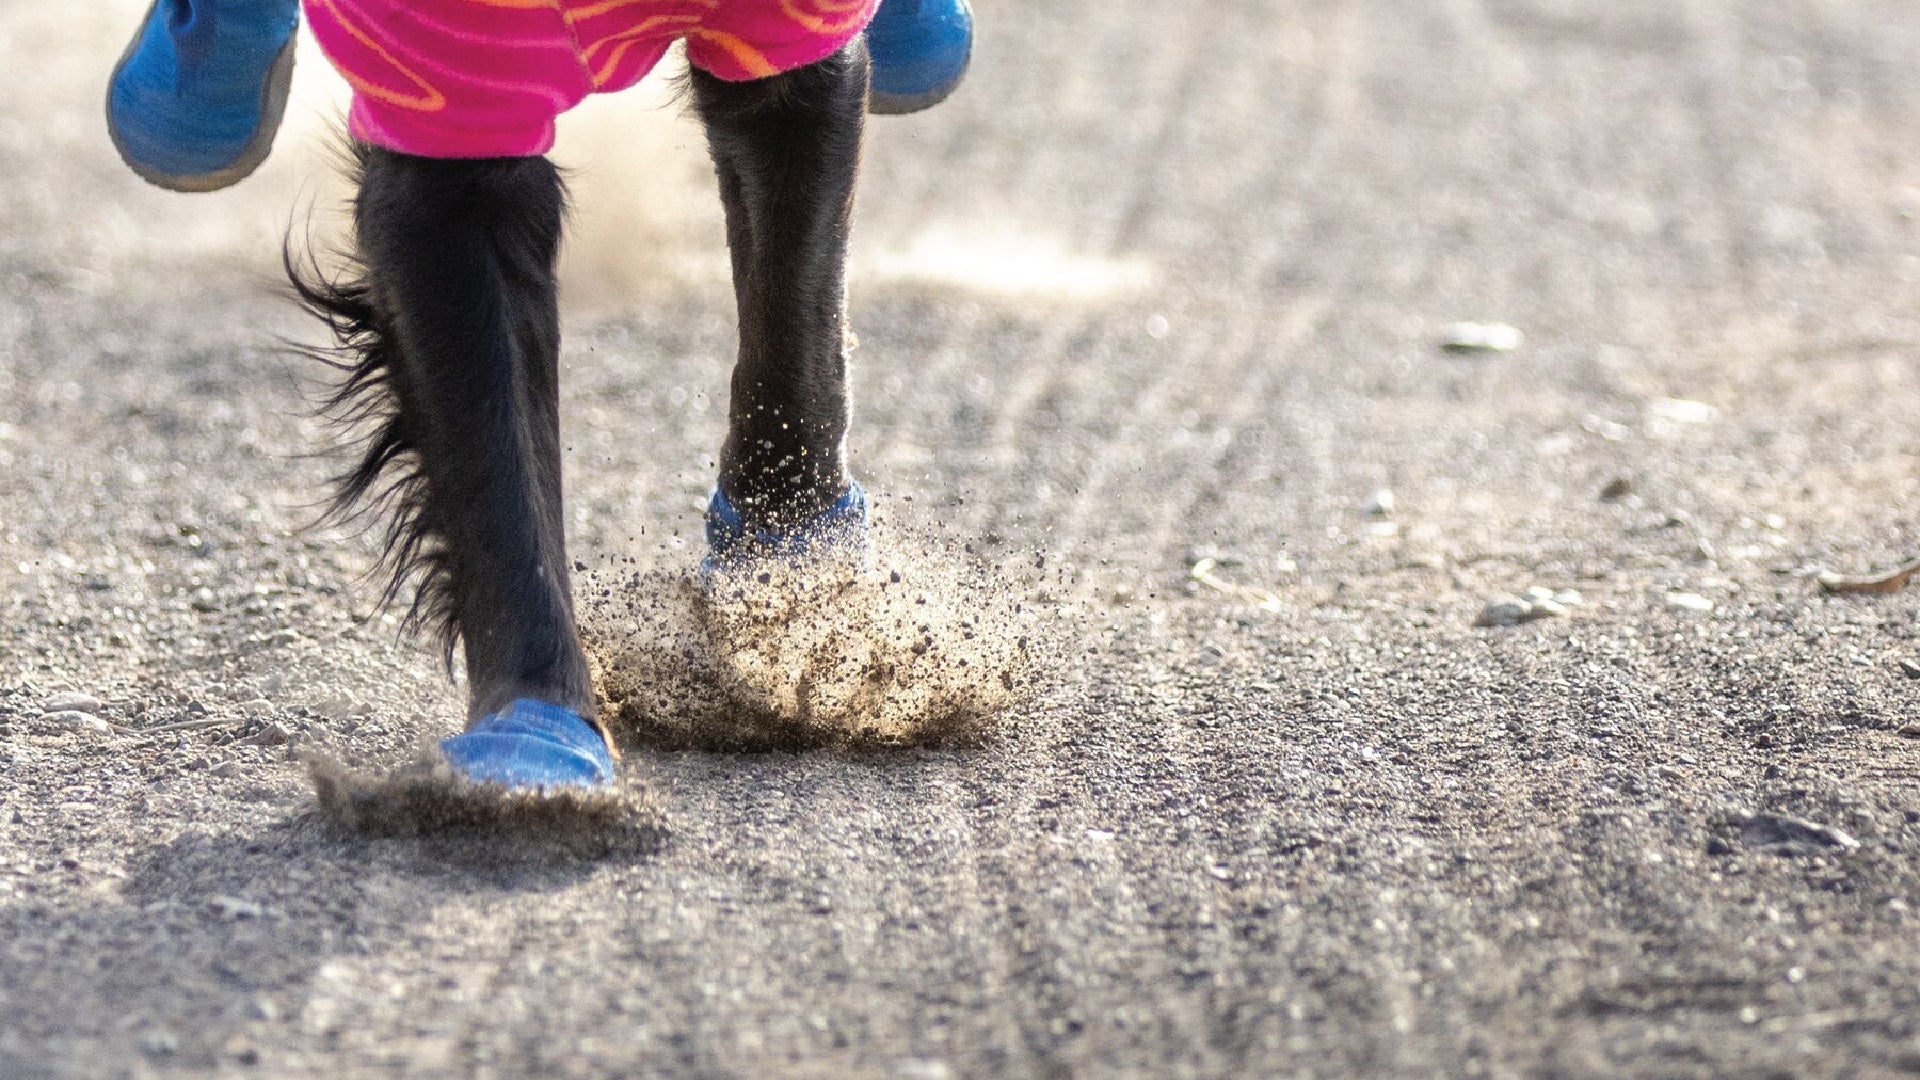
[210,895,264,919]
[1736,814,1859,856]
[241,722,292,748]
[1474,594,1563,628]
[1360,488,1395,517]
[1184,544,1243,568]
[41,711,112,737]
[43,692,102,715]
[1648,397,1719,425]
[1474,597,1533,628]
[1441,321,1523,353]
[1599,477,1634,501]
[1665,591,1715,613]
[1898,660,1920,680]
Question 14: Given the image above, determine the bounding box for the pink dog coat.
[304,0,882,158]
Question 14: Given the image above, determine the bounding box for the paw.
[702,481,872,575]
[107,0,301,191]
[866,0,974,114]
[440,699,615,792]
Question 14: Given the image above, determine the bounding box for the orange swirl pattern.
[301,0,881,158]
[777,0,875,36]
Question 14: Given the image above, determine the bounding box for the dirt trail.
[6,1,1920,1077]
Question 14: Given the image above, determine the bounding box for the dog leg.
[301,148,610,786]
[692,43,871,557]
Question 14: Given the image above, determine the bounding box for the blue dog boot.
[107,0,300,192]
[866,0,973,115]
[703,481,872,573]
[440,699,616,792]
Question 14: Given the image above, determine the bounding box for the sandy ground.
[6,0,1920,1076]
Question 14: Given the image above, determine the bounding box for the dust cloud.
[584,531,1041,752]
[305,748,664,858]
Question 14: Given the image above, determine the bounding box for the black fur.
[288,217,447,659]
[291,43,871,724]
[696,44,869,520]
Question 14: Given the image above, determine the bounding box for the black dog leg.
[692,43,870,542]
[299,149,607,783]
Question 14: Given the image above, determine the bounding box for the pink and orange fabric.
[304,0,882,158]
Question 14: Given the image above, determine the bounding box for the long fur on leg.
[285,150,453,663]
[285,145,575,681]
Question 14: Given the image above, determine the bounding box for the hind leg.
[692,42,872,561]
[307,148,612,788]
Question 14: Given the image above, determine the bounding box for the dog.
[290,0,883,788]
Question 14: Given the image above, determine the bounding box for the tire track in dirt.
[1045,3,1366,570]
[850,10,1380,1053]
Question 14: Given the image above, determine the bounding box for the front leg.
[297,148,613,790]
[692,43,872,559]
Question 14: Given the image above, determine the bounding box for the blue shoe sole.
[106,0,298,193]
[441,699,616,792]
[703,482,872,575]
[867,0,973,115]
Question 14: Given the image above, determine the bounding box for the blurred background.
[3,2,730,310]
[0,2,1163,312]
